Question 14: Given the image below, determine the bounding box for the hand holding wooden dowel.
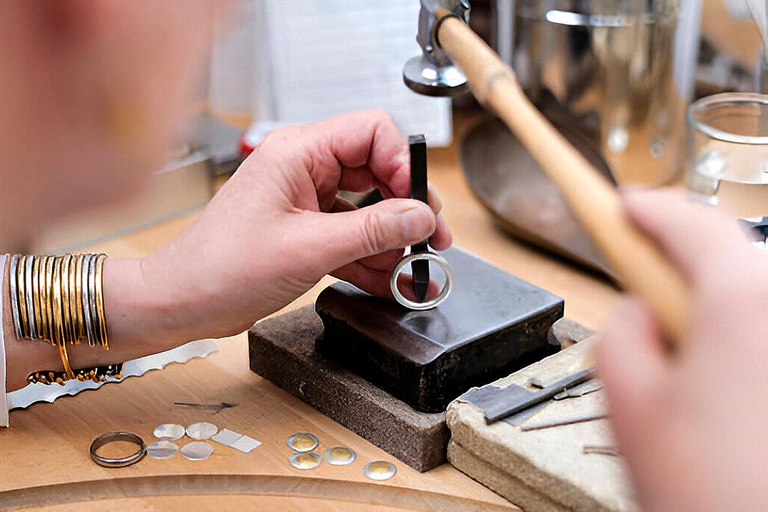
[432,8,689,346]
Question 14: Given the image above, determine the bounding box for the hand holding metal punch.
[390,135,453,311]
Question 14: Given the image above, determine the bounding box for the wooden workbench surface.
[0,111,620,511]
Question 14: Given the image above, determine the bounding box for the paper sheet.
[253,0,452,147]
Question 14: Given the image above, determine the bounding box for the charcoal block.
[316,247,565,413]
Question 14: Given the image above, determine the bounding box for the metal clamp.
[90,432,146,468]
[402,0,470,97]
[390,252,453,311]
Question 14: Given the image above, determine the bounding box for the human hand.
[134,110,451,341]
[597,190,768,511]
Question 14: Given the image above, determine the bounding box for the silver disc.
[147,440,179,460]
[364,460,397,481]
[286,432,319,452]
[324,446,356,466]
[186,422,219,440]
[153,423,185,441]
[180,441,214,461]
[289,451,321,470]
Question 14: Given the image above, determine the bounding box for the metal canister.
[495,0,702,185]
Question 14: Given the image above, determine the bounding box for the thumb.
[313,199,436,269]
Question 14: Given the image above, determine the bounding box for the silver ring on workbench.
[90,432,147,468]
[390,252,453,311]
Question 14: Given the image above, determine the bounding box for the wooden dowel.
[434,9,688,345]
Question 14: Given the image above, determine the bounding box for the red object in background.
[239,133,255,157]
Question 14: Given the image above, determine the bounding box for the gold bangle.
[74,254,85,343]
[60,255,73,345]
[84,254,96,347]
[38,256,49,343]
[61,255,70,343]
[16,256,29,339]
[56,343,75,382]
[52,256,64,348]
[45,256,55,344]
[67,255,79,343]
[64,255,75,344]
[12,253,114,384]
[32,256,43,341]
[94,254,109,350]
[16,253,112,384]
[60,255,71,346]
[57,255,68,347]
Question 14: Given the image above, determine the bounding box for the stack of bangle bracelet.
[8,253,120,385]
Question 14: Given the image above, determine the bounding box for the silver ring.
[390,252,453,311]
[90,432,146,468]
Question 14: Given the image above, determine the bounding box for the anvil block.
[315,247,564,413]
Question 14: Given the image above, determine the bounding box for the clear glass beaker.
[687,93,768,218]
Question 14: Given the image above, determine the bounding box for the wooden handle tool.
[433,9,688,346]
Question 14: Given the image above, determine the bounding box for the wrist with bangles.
[8,253,122,385]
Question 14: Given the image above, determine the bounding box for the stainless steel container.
[496,0,701,185]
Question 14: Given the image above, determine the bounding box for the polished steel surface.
[500,0,700,185]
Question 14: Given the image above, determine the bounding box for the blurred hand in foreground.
[597,190,768,512]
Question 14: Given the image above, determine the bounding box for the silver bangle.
[88,254,100,347]
[82,254,95,346]
[90,432,146,468]
[390,252,453,311]
[8,254,22,339]
[24,255,36,339]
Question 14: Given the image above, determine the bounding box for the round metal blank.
[364,460,397,481]
[153,423,185,441]
[186,422,219,440]
[324,446,356,466]
[181,441,214,461]
[286,432,319,452]
[290,451,322,470]
[147,440,179,460]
